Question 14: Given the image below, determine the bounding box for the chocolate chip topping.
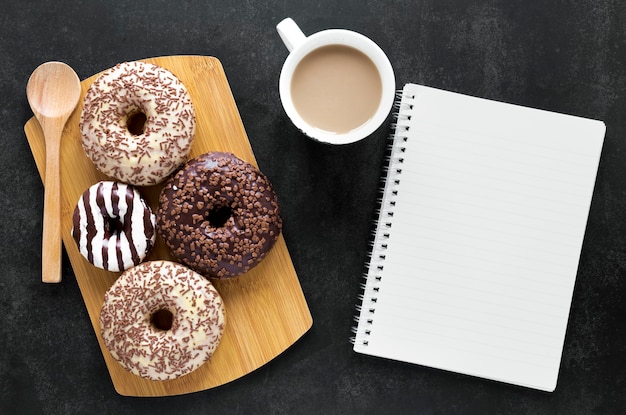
[157,152,283,278]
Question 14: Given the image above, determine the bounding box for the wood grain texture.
[24,55,312,396]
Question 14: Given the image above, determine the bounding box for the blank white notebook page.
[353,83,605,392]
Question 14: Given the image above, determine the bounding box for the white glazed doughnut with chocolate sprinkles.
[157,152,283,279]
[79,61,195,186]
[99,260,226,381]
[71,181,156,272]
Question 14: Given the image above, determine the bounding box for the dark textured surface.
[1,1,625,413]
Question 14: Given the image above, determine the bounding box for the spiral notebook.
[352,83,605,392]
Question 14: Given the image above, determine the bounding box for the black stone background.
[1,1,625,414]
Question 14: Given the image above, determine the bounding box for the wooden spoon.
[26,62,81,283]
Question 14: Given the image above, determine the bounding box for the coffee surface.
[291,44,382,134]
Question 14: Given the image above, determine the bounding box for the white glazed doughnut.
[79,61,195,186]
[71,181,156,272]
[99,260,226,381]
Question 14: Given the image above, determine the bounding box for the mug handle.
[276,18,306,52]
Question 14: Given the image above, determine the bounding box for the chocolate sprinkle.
[157,152,283,278]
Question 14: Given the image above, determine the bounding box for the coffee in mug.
[290,44,383,134]
[277,18,395,145]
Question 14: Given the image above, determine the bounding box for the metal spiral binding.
[350,89,415,347]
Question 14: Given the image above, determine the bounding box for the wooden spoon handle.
[41,121,64,283]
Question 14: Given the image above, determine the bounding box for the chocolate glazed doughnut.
[157,152,282,278]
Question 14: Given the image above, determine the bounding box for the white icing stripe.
[89,183,104,269]
[108,233,118,272]
[130,184,149,266]
[77,192,89,261]
[115,184,129,271]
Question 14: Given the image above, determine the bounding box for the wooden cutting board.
[24,55,312,396]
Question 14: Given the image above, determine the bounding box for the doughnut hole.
[104,215,124,238]
[151,308,174,331]
[126,109,147,136]
[207,205,233,228]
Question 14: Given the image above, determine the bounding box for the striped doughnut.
[99,260,226,381]
[71,181,156,272]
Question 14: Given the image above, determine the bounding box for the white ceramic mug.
[276,18,395,145]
